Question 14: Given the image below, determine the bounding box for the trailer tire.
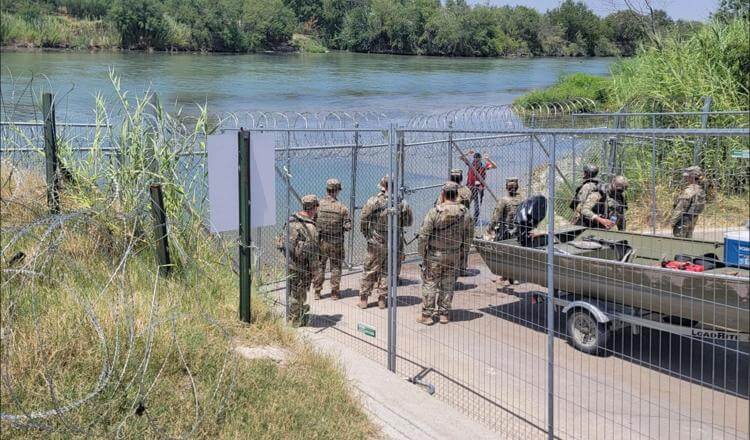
[566,309,610,356]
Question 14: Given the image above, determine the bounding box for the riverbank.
[1,1,694,57]
[514,18,749,114]
[0,85,378,437]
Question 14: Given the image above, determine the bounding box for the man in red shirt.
[464,150,497,224]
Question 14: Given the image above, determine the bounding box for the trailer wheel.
[566,309,610,356]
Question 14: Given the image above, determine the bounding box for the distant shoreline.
[0,45,618,60]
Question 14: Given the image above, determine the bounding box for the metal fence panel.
[3,109,749,439]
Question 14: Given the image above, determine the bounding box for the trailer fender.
[562,301,611,324]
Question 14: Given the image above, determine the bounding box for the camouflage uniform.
[313,179,352,299]
[359,182,412,307]
[418,182,472,321]
[279,195,320,325]
[570,178,601,225]
[488,178,523,240]
[670,167,706,238]
[576,187,608,228]
[604,176,629,231]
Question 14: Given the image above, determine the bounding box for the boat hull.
[474,230,750,333]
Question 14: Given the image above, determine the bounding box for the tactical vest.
[429,203,466,252]
[502,195,523,224]
[570,179,600,210]
[276,215,319,262]
[578,185,608,228]
[316,198,346,241]
[368,194,390,237]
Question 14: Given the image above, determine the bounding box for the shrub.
[109,0,169,49]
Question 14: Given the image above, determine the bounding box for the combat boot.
[357,294,369,309]
[313,290,321,300]
[330,290,340,301]
[416,313,434,326]
[439,313,450,324]
[377,295,387,309]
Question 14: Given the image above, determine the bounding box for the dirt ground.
[270,251,749,440]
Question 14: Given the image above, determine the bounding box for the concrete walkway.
[267,252,748,440]
[300,327,499,440]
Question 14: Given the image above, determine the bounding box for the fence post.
[546,135,556,440]
[695,96,712,166]
[651,115,658,235]
[238,129,252,323]
[149,183,172,276]
[284,130,292,321]
[145,94,161,182]
[386,125,400,373]
[348,124,359,267]
[527,114,536,196]
[447,121,454,173]
[42,92,60,214]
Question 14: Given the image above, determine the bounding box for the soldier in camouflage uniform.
[417,182,473,325]
[278,195,320,326]
[313,179,352,300]
[487,177,523,241]
[604,175,629,231]
[448,169,474,276]
[670,166,706,238]
[570,164,601,225]
[359,176,413,309]
[576,182,612,230]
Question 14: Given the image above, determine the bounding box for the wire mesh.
[2,101,749,438]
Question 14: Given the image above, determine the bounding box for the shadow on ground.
[480,289,749,398]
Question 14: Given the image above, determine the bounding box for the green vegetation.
[609,19,750,113]
[514,73,609,111]
[1,0,699,55]
[0,12,118,49]
[0,77,377,438]
[516,16,749,116]
[293,33,328,53]
[519,14,749,231]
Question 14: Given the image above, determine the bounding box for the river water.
[1,51,613,262]
[0,51,612,118]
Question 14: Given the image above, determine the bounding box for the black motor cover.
[515,195,547,247]
[514,195,547,229]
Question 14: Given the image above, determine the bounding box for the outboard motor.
[514,195,547,247]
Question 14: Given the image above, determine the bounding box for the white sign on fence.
[207,131,276,232]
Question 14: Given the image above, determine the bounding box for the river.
[0,51,613,118]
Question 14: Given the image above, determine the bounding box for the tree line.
[3,0,705,56]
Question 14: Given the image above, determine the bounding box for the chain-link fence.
[3,103,749,439]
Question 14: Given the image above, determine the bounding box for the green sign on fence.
[357,323,376,338]
[731,149,749,159]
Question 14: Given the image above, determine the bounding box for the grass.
[1,13,119,49]
[515,18,749,227]
[0,78,378,439]
[513,73,610,112]
[292,34,328,54]
[609,18,749,114]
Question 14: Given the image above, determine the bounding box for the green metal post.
[149,183,172,276]
[238,130,252,323]
[42,92,60,214]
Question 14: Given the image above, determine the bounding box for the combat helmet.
[301,194,319,210]
[611,175,628,191]
[682,166,704,179]
[583,164,599,179]
[442,181,459,199]
[326,178,342,192]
